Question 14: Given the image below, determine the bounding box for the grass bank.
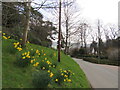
[2,39,91,88]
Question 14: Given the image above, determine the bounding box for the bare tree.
[22,1,31,47]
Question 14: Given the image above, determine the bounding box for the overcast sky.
[76,0,119,25]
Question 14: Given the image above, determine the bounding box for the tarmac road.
[73,58,119,88]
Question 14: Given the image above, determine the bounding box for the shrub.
[83,57,119,66]
[100,55,108,59]
[78,47,87,57]
[107,48,119,61]
[70,48,79,57]
[32,71,51,88]
[83,57,99,63]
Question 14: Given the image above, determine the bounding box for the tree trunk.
[22,2,31,47]
[65,17,68,54]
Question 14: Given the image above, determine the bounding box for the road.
[73,58,119,88]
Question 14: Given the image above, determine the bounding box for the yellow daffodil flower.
[2,36,7,39]
[61,73,64,76]
[47,70,50,73]
[67,79,71,82]
[50,72,54,77]
[64,70,67,73]
[42,67,45,70]
[36,62,39,65]
[3,33,5,35]
[20,39,22,40]
[55,79,58,82]
[38,53,40,55]
[7,36,10,39]
[33,59,36,61]
[53,65,55,68]
[64,79,66,82]
[64,75,68,77]
[22,53,25,56]
[36,50,39,53]
[22,57,25,59]
[30,60,34,63]
[27,41,30,43]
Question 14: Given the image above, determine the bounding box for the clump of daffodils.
[22,51,31,59]
[2,33,11,39]
[13,42,22,51]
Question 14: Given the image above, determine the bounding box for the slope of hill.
[2,38,91,88]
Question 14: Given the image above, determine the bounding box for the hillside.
[2,38,91,88]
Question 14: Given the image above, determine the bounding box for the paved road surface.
[73,58,118,88]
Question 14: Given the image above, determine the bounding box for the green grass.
[2,39,91,88]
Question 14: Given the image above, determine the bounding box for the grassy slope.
[2,39,91,88]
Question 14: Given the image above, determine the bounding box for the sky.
[76,0,119,25]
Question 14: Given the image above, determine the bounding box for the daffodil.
[26,55,30,58]
[36,50,39,54]
[38,53,40,55]
[47,70,50,73]
[2,36,7,39]
[33,64,36,67]
[42,67,45,70]
[53,65,55,68]
[17,47,22,51]
[44,53,46,56]
[17,42,19,45]
[33,62,39,67]
[64,70,67,73]
[22,53,25,56]
[30,60,34,63]
[64,79,66,82]
[36,62,39,65]
[55,79,58,82]
[3,33,5,35]
[28,51,30,54]
[32,56,35,58]
[50,72,54,77]
[45,58,47,60]
[64,75,68,77]
[22,57,25,59]
[20,39,22,40]
[67,79,71,82]
[33,59,36,61]
[24,52,27,55]
[7,36,10,39]
[61,73,64,76]
[46,61,51,64]
[27,41,30,43]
